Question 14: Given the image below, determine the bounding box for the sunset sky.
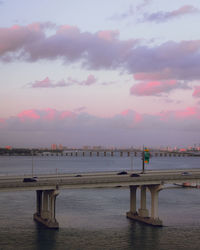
[1,0,200,148]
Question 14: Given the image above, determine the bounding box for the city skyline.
[1,0,200,147]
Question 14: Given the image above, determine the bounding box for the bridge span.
[0,169,200,228]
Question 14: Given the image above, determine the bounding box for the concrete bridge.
[0,169,200,228]
[40,150,198,157]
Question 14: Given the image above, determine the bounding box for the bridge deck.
[0,169,200,192]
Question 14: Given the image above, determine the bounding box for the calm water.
[0,156,200,250]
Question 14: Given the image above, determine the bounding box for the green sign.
[144,151,150,164]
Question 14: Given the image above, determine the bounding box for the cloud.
[109,1,152,21]
[18,110,40,121]
[30,75,97,88]
[109,5,135,21]
[142,5,199,23]
[130,80,189,96]
[1,23,200,84]
[159,107,200,121]
[1,107,200,147]
[17,108,75,122]
[136,0,152,11]
[128,40,200,81]
[0,24,137,69]
[73,106,87,112]
[67,74,97,86]
[31,77,54,88]
[192,86,200,98]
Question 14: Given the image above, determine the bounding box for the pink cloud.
[0,23,137,67]
[134,69,173,81]
[97,30,119,41]
[175,107,198,119]
[31,77,52,88]
[120,109,143,125]
[130,80,184,96]
[30,75,97,88]
[17,108,77,123]
[0,118,5,123]
[121,109,130,116]
[18,110,41,121]
[135,112,142,123]
[0,23,45,56]
[159,107,200,121]
[43,108,57,121]
[82,74,97,85]
[193,86,200,98]
[60,111,76,119]
[1,107,200,147]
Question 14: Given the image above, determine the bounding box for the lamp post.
[142,147,145,174]
[142,146,150,174]
[131,155,133,172]
[31,150,34,177]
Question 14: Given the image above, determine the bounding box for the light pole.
[142,147,145,174]
[131,155,133,172]
[31,150,34,177]
[142,146,150,174]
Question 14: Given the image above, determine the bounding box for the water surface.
[0,156,199,249]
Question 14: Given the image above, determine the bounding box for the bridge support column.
[34,189,59,229]
[138,186,149,217]
[148,185,163,225]
[130,185,138,214]
[127,184,163,226]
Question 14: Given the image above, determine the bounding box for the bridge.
[39,150,199,157]
[0,169,200,228]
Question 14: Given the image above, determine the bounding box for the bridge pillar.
[138,186,149,217]
[34,189,59,229]
[148,185,162,220]
[127,184,163,227]
[130,185,138,214]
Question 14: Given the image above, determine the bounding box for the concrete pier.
[138,186,149,217]
[127,184,163,226]
[34,189,59,229]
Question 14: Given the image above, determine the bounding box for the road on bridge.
[0,169,200,191]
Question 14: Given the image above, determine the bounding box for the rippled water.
[0,156,200,249]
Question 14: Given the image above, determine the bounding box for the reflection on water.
[0,156,200,249]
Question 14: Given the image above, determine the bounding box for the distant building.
[179,148,186,152]
[5,145,12,150]
[92,146,102,150]
[51,144,57,150]
[82,145,91,150]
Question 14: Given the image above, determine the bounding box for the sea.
[0,155,200,250]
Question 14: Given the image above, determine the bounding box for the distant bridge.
[0,169,200,228]
[40,150,199,157]
[2,147,200,157]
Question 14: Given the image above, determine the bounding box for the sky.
[0,0,200,148]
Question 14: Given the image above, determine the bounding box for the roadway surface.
[0,169,200,192]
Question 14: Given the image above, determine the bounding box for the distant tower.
[51,144,57,150]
